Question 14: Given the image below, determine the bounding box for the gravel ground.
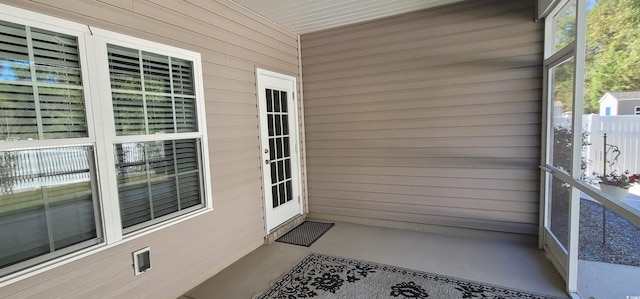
[578,199,640,266]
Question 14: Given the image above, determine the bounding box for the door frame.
[256,68,304,233]
[539,0,586,294]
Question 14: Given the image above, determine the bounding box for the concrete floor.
[578,260,640,298]
[183,221,568,299]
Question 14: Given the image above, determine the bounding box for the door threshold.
[265,214,306,244]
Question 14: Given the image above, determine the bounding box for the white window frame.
[0,6,98,151]
[91,28,213,242]
[0,3,212,285]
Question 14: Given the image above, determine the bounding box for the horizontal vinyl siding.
[618,100,640,115]
[0,0,299,298]
[301,0,543,234]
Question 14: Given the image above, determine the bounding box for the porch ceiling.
[229,0,466,34]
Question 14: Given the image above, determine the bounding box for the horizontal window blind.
[0,20,29,81]
[0,20,87,142]
[0,17,99,278]
[107,44,197,136]
[115,139,203,231]
[31,27,82,85]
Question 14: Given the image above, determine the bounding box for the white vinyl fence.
[554,115,640,177]
[0,146,92,193]
[585,115,640,176]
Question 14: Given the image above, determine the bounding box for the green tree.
[552,3,577,113]
[584,0,640,113]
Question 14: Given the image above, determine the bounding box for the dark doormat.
[275,221,334,247]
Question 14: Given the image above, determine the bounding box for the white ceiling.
[230,0,467,34]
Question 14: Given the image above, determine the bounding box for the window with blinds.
[0,20,87,142]
[107,44,204,233]
[0,18,100,278]
[0,146,100,275]
[107,44,197,136]
[115,139,203,232]
[0,5,209,279]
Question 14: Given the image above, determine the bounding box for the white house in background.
[598,91,640,115]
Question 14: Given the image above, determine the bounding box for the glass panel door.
[541,0,581,291]
[265,88,294,210]
[256,69,301,232]
[543,56,576,279]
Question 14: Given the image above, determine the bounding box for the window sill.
[121,206,214,241]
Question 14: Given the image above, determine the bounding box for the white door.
[257,68,302,232]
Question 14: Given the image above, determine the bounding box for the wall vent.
[133,247,151,275]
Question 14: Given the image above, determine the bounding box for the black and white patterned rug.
[254,253,567,299]
[276,221,334,247]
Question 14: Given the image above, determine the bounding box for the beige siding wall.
[0,0,299,298]
[301,0,543,234]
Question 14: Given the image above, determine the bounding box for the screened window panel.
[178,172,201,209]
[39,87,86,139]
[0,146,99,272]
[142,52,171,94]
[171,58,194,95]
[0,206,49,268]
[0,59,31,82]
[175,139,198,173]
[0,83,37,140]
[0,20,30,81]
[108,45,142,91]
[149,141,175,175]
[31,28,82,85]
[175,97,197,133]
[150,179,178,218]
[147,95,174,134]
[115,143,151,228]
[0,20,87,142]
[108,45,198,136]
[115,139,203,231]
[49,183,96,249]
[112,93,145,135]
